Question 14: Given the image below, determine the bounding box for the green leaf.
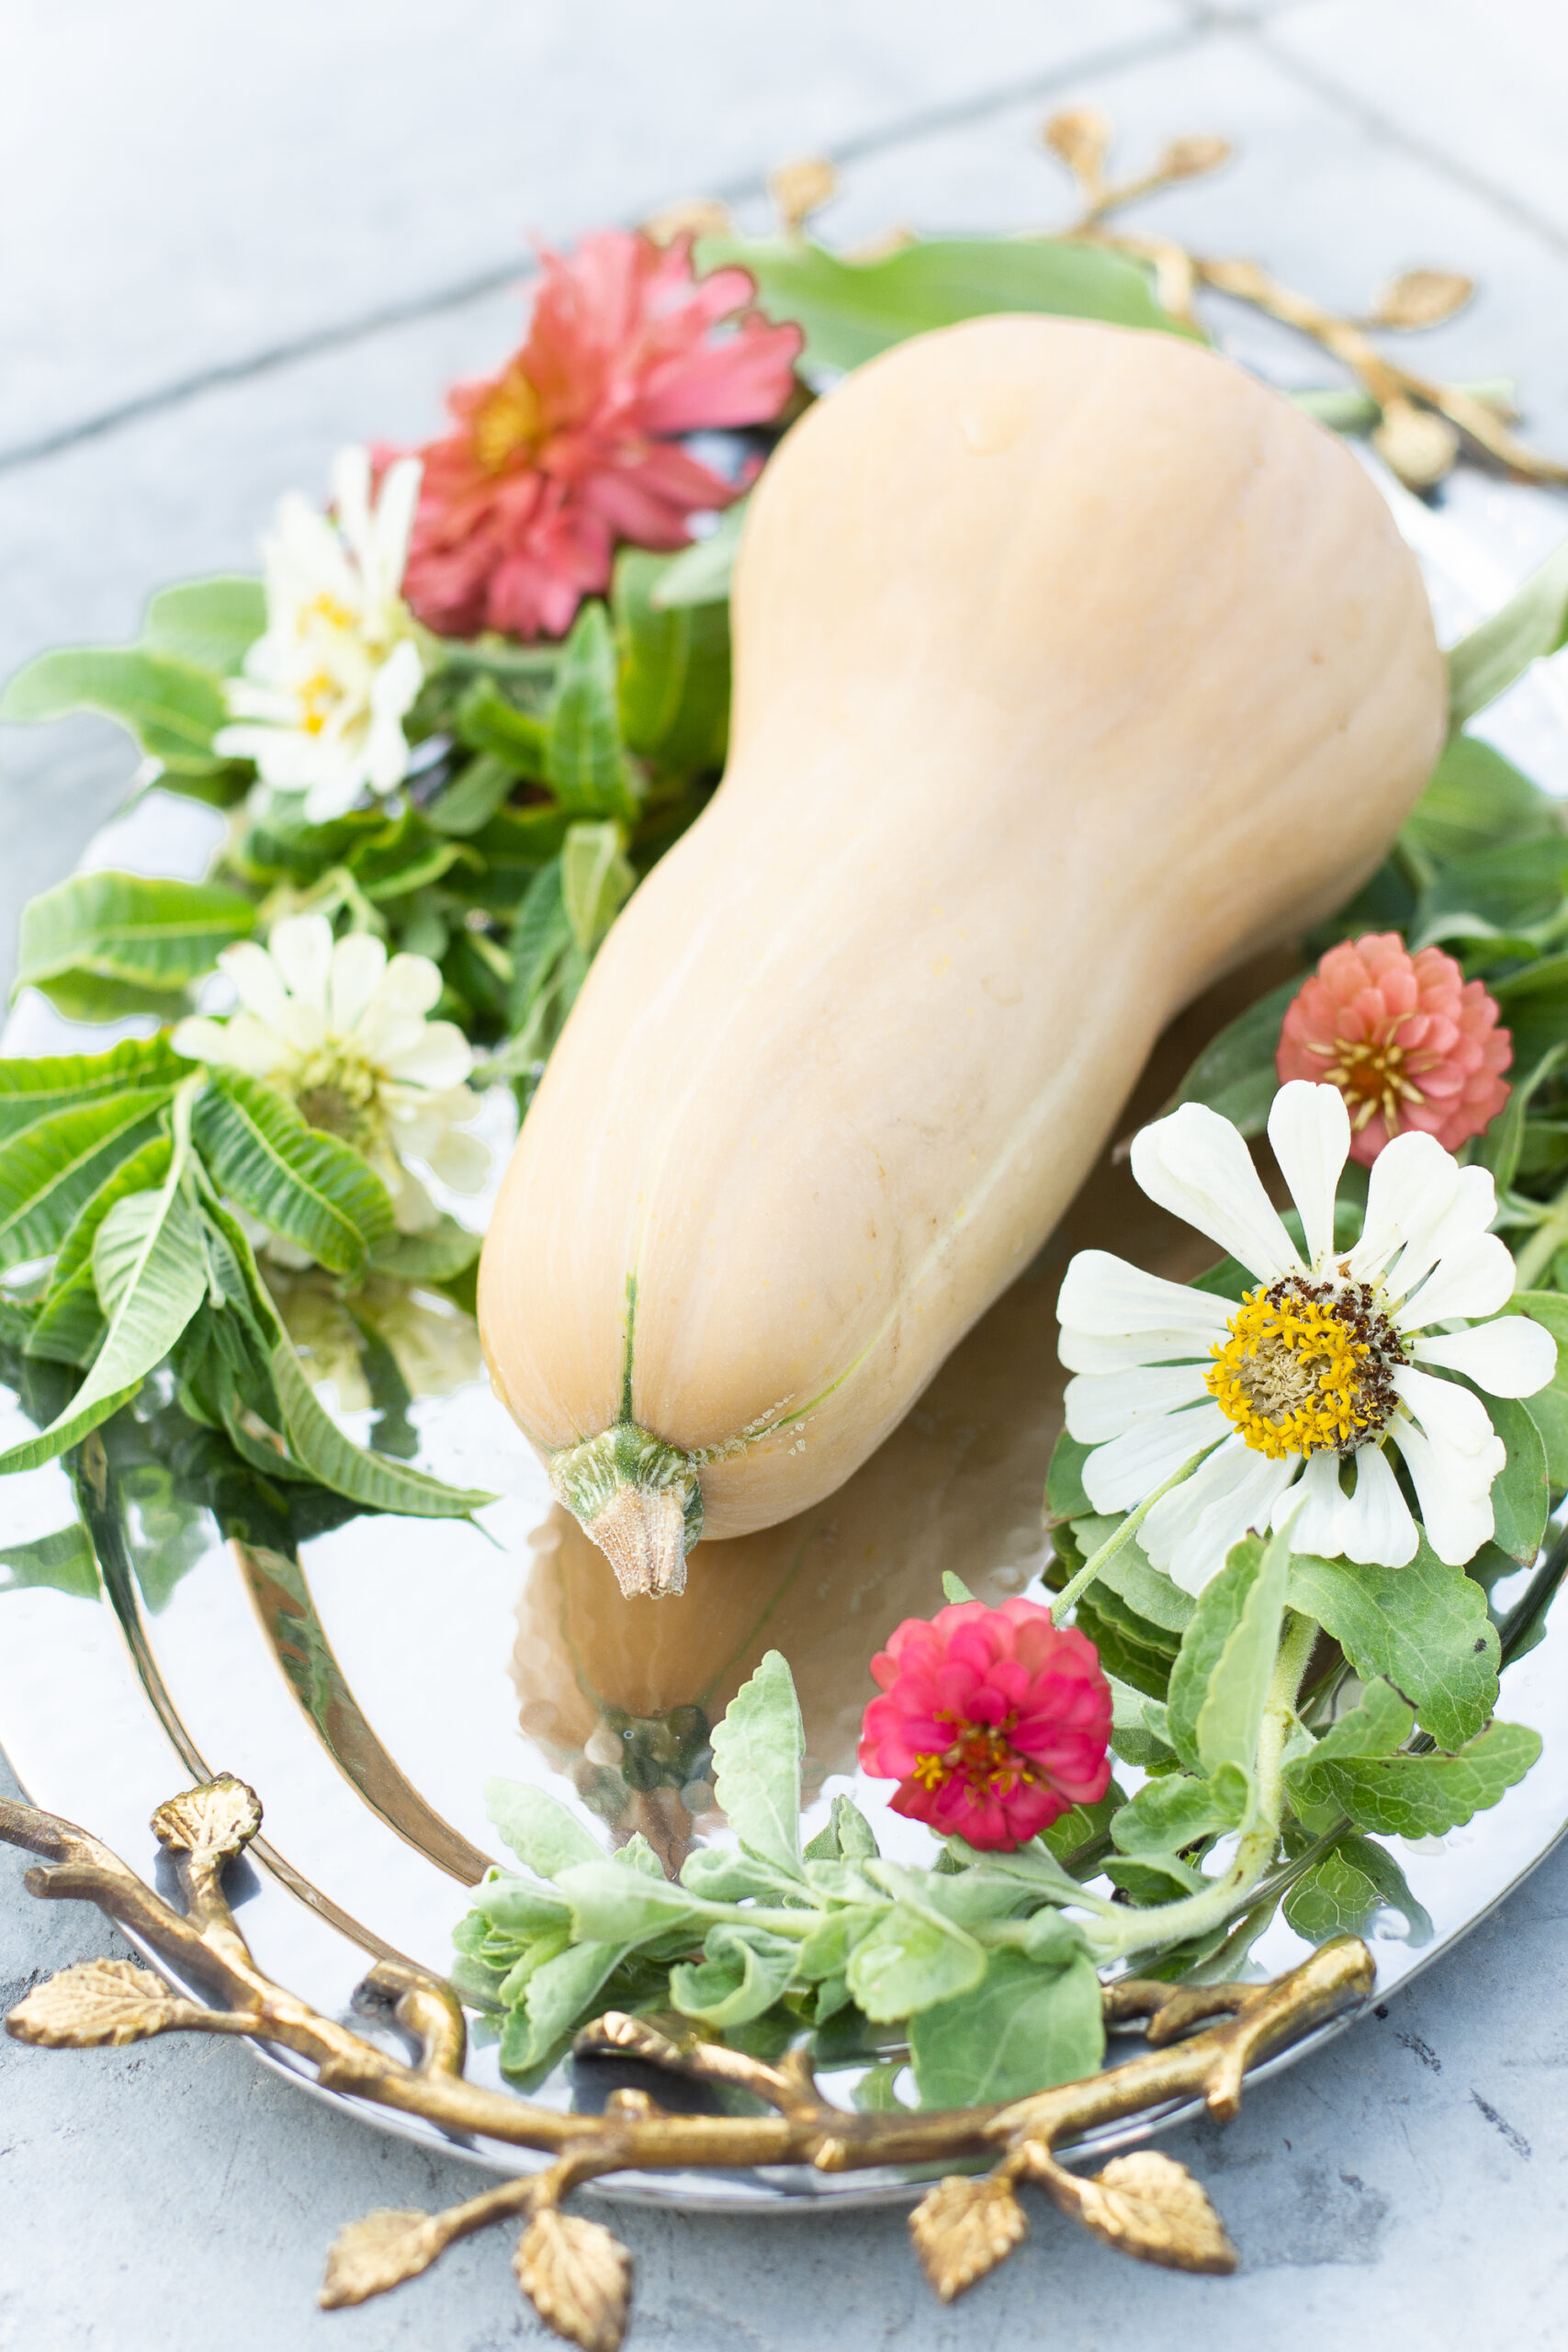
[670,1924,799,2027]
[699,234,1186,373]
[1481,1043,1565,1194]
[141,577,265,675]
[560,821,635,956]
[1499,1292,1568,1485]
[1169,976,1304,1136]
[455,685,550,778]
[1285,1677,1540,1835]
[1281,1831,1433,1947]
[0,1037,185,1147]
[423,750,524,837]
[485,1780,604,1881]
[0,1090,171,1272]
[1404,734,1561,865]
[1071,1515,1193,1634]
[1165,1535,1263,1773]
[1110,1762,1248,1857]
[845,1901,986,2022]
[1413,835,1568,948]
[909,1948,1104,2109]
[1447,533,1568,730]
[268,1335,494,1518]
[801,1792,880,1864]
[552,1858,709,1947]
[192,1070,394,1277]
[26,1132,174,1366]
[0,1154,207,1474]
[708,1648,806,1878]
[1108,1677,1178,1771]
[1287,1539,1500,1751]
[509,1940,628,2075]
[347,808,471,903]
[471,1871,572,1939]
[648,504,747,613]
[0,1522,98,1600]
[1045,1429,1094,1521]
[614,547,731,769]
[14,871,255,1002]
[370,1218,481,1283]
[1,646,229,773]
[546,603,637,820]
[682,1847,806,1902]
[1483,1391,1550,1565]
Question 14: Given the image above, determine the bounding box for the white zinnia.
[1057,1080,1556,1590]
[173,913,488,1233]
[214,447,425,824]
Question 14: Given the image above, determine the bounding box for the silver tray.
[4,467,1567,2210]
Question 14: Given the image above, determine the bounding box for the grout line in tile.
[0,17,1205,480]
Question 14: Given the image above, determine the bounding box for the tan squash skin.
[479,313,1447,1589]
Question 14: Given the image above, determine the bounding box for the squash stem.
[1050,1440,1224,1628]
[549,1423,704,1598]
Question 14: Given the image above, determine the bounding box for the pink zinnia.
[857,1600,1112,1852]
[394,231,802,641]
[1276,931,1512,1167]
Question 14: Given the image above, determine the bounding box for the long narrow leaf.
[15,871,255,1000]
[1,647,228,773]
[546,604,637,820]
[0,1037,184,1147]
[1447,534,1568,731]
[25,1134,175,1367]
[0,1091,171,1272]
[192,1070,394,1276]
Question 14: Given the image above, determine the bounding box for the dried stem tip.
[549,1424,704,1597]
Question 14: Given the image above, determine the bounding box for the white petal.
[1413,1317,1557,1399]
[1268,1082,1348,1270]
[331,445,375,566]
[1337,1443,1418,1566]
[169,1012,283,1080]
[1080,1402,1229,1514]
[1396,1232,1517,1331]
[1139,1435,1250,1561]
[1274,1448,1348,1557]
[1165,1452,1298,1595]
[380,1022,473,1091]
[1058,1326,1218,1374]
[1347,1129,1460,1283]
[170,1015,231,1066]
[220,939,294,1032]
[268,915,335,1013]
[1065,1362,1213,1445]
[1056,1249,1235,1340]
[1131,1102,1301,1283]
[1393,1365,1500,1458]
[423,1127,491,1193]
[328,932,389,1035]
[1391,1417,1501,1566]
[1387,1165,1498,1308]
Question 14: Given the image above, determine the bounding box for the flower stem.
[1085,1606,1319,1964]
[1050,1441,1224,1627]
[1509,1178,1568,1293]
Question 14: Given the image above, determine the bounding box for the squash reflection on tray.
[509,952,1296,1865]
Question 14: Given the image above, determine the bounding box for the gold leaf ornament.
[1043,107,1112,186]
[6,1958,180,2049]
[909,2172,1029,2302]
[768,157,839,238]
[1064,2150,1237,2275]
[319,2209,446,2309]
[1371,395,1461,490]
[152,1774,262,1860]
[515,2209,634,2352]
[1156,133,1233,181]
[1371,267,1475,329]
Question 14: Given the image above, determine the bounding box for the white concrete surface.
[5,3,1568,2343]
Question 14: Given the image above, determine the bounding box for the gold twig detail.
[2,1778,1372,2343]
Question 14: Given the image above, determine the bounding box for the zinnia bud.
[1276,931,1511,1167]
[857,1599,1111,1851]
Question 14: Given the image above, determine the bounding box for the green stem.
[1050,1440,1224,1627]
[1086,1607,1319,1964]
[1511,1178,1568,1292]
[434,640,562,680]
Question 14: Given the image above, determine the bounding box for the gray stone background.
[4,1,1568,2344]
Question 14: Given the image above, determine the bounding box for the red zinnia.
[394,230,803,641]
[857,1600,1112,1852]
[1276,931,1512,1167]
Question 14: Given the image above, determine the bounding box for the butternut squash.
[479,314,1446,1593]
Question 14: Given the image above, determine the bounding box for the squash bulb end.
[548,1423,703,1599]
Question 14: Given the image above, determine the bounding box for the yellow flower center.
[306,591,356,632]
[912,1711,1034,1801]
[294,1052,381,1156]
[472,365,545,474]
[1205,1273,1404,1461]
[298,671,337,737]
[1303,1034,1435,1136]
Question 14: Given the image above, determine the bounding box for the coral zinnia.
[396,230,803,642]
[857,1600,1112,1851]
[1276,932,1511,1166]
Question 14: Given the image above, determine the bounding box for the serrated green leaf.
[0,1091,171,1272]
[268,1333,494,1518]
[1288,1690,1540,1838]
[909,1948,1104,2109]
[1169,976,1304,1136]
[1,646,229,773]
[0,1037,185,1147]
[1282,1831,1433,1947]
[142,576,265,675]
[708,1648,805,1878]
[1110,1762,1248,1856]
[0,1148,207,1474]
[670,1923,798,2027]
[845,1901,985,2022]
[15,870,254,1001]
[1287,1539,1500,1752]
[545,602,637,820]
[26,1133,174,1366]
[1166,1535,1263,1773]
[698,233,1186,373]
[1447,533,1568,730]
[191,1071,394,1277]
[485,1779,604,1880]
